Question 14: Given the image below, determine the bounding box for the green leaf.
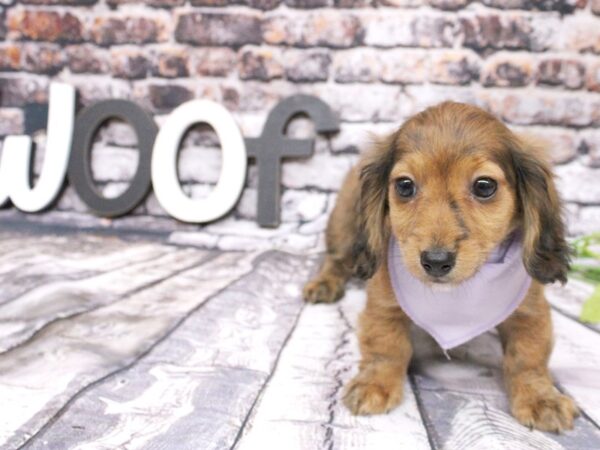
[570,265,600,283]
[572,234,600,259]
[581,285,600,324]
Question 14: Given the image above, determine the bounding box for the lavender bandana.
[387,233,532,350]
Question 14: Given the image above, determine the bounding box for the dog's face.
[388,140,517,285]
[355,102,570,285]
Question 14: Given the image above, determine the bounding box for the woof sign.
[0,83,339,227]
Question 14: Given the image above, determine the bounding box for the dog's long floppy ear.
[506,134,570,284]
[352,132,398,280]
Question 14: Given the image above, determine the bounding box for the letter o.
[68,100,158,217]
[152,100,247,223]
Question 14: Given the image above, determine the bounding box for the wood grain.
[235,287,431,450]
[1,229,599,450]
[409,325,600,450]
[22,251,316,450]
[0,236,257,448]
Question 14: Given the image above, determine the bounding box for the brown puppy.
[303,101,578,432]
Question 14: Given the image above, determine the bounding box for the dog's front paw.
[303,275,345,304]
[512,390,579,433]
[343,367,404,415]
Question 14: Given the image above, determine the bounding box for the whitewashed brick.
[330,122,398,154]
[574,207,600,236]
[282,152,356,191]
[312,84,406,122]
[90,146,139,182]
[177,146,222,184]
[0,109,24,135]
[281,189,328,222]
[555,160,600,204]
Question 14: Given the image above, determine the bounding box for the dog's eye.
[395,177,416,199]
[472,177,497,199]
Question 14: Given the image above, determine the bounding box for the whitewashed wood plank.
[0,246,213,353]
[547,279,600,332]
[0,236,90,274]
[22,251,317,450]
[0,250,257,449]
[551,311,600,427]
[235,287,431,450]
[409,325,600,450]
[0,241,171,306]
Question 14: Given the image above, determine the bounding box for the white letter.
[0,83,75,212]
[152,100,247,223]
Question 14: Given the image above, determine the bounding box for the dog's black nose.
[420,250,456,277]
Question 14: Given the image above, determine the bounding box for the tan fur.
[303,102,577,432]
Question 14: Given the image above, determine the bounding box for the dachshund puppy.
[303,101,578,432]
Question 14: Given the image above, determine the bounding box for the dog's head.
[353,101,570,286]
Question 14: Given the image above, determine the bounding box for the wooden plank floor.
[0,230,598,449]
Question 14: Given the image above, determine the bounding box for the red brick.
[587,60,600,92]
[242,0,282,7]
[176,12,261,46]
[151,48,189,78]
[430,50,480,85]
[482,0,583,12]
[67,77,131,107]
[20,0,97,4]
[7,9,83,42]
[0,45,21,71]
[22,43,64,75]
[66,45,109,74]
[148,84,194,111]
[413,14,460,47]
[107,0,185,6]
[285,0,331,7]
[189,0,228,5]
[333,48,381,83]
[238,47,283,81]
[284,49,331,82]
[429,0,469,10]
[263,11,363,48]
[211,82,288,113]
[334,0,372,6]
[111,48,150,79]
[481,53,535,87]
[190,48,237,77]
[191,0,281,8]
[537,58,585,89]
[91,15,167,46]
[0,77,49,107]
[460,13,532,51]
[378,0,423,5]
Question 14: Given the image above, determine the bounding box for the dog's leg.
[343,269,412,415]
[303,254,351,303]
[498,283,578,432]
[304,168,360,303]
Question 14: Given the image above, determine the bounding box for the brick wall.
[0,0,599,250]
